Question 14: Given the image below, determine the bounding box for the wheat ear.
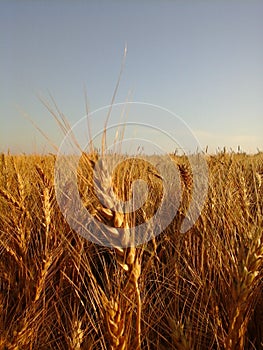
[84,157,142,349]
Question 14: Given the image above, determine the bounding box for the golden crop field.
[0,151,262,349]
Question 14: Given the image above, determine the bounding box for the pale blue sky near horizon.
[1,0,263,154]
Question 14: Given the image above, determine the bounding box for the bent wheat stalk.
[85,156,143,349]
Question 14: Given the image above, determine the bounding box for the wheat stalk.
[225,232,263,349]
[83,155,143,349]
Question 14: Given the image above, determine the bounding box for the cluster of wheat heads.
[0,151,262,349]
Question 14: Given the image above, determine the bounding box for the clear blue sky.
[1,0,263,154]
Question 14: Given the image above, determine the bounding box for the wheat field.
[0,151,262,349]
